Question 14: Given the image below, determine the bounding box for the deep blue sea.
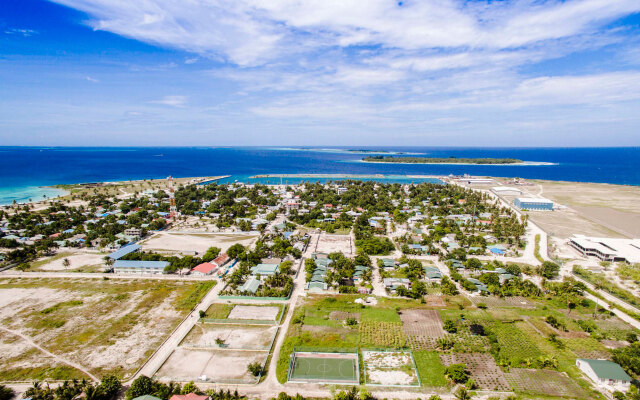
[1,146,639,204]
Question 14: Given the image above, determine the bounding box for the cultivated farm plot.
[359,321,406,348]
[156,347,266,383]
[315,234,353,256]
[141,232,257,255]
[469,296,537,309]
[400,309,445,350]
[505,368,590,399]
[182,324,278,350]
[227,305,280,321]
[362,350,419,386]
[329,311,361,321]
[440,353,510,391]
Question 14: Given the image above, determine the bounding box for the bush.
[445,363,469,383]
[248,361,264,376]
[443,320,457,333]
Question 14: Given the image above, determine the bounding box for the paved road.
[0,271,210,281]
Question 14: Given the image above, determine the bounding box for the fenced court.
[288,351,359,384]
[362,350,421,387]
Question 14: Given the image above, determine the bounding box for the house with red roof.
[190,262,218,276]
[169,394,209,400]
[190,253,230,276]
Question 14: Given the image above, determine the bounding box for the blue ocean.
[1,146,639,204]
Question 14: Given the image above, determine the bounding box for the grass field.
[0,278,215,380]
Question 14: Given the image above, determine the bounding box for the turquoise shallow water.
[0,186,68,205]
[0,146,638,205]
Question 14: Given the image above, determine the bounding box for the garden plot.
[440,353,510,391]
[315,234,353,256]
[141,232,257,255]
[469,296,536,309]
[156,347,266,383]
[329,311,361,321]
[424,295,446,307]
[182,324,277,351]
[227,305,280,321]
[362,350,419,386]
[505,368,589,399]
[400,309,445,350]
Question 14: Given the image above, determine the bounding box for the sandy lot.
[183,324,277,350]
[156,348,266,383]
[0,278,209,380]
[140,232,258,255]
[315,234,353,256]
[362,351,418,386]
[529,180,640,237]
[33,252,106,272]
[227,305,280,321]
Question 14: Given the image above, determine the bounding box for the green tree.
[126,376,154,400]
[248,362,263,376]
[540,261,560,279]
[180,382,201,395]
[0,385,15,400]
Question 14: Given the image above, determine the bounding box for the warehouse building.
[576,358,631,393]
[569,235,640,263]
[513,197,554,211]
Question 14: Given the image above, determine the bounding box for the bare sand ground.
[315,234,353,255]
[183,324,277,350]
[531,180,640,237]
[140,232,258,255]
[362,351,418,386]
[33,252,105,272]
[0,279,202,380]
[156,348,265,383]
[227,305,280,320]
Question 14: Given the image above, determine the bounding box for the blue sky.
[1,0,640,146]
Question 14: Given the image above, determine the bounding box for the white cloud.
[4,28,38,37]
[151,95,188,107]
[86,76,100,82]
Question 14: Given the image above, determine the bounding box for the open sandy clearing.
[156,348,266,383]
[32,252,106,272]
[227,305,280,320]
[140,232,258,255]
[315,234,353,255]
[183,324,277,350]
[362,351,418,386]
[0,278,214,380]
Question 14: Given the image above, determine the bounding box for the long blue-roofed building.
[108,244,141,260]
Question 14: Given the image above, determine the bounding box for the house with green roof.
[238,277,261,294]
[250,263,280,277]
[576,358,631,392]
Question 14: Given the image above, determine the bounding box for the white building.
[569,235,640,263]
[491,186,522,196]
[576,359,631,393]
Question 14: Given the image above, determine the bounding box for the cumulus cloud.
[42,0,640,144]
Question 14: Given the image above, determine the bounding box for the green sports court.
[287,352,360,383]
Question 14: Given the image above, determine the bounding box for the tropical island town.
[1,174,639,400]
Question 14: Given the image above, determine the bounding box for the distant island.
[363,156,524,164]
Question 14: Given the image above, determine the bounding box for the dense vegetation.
[363,156,523,164]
